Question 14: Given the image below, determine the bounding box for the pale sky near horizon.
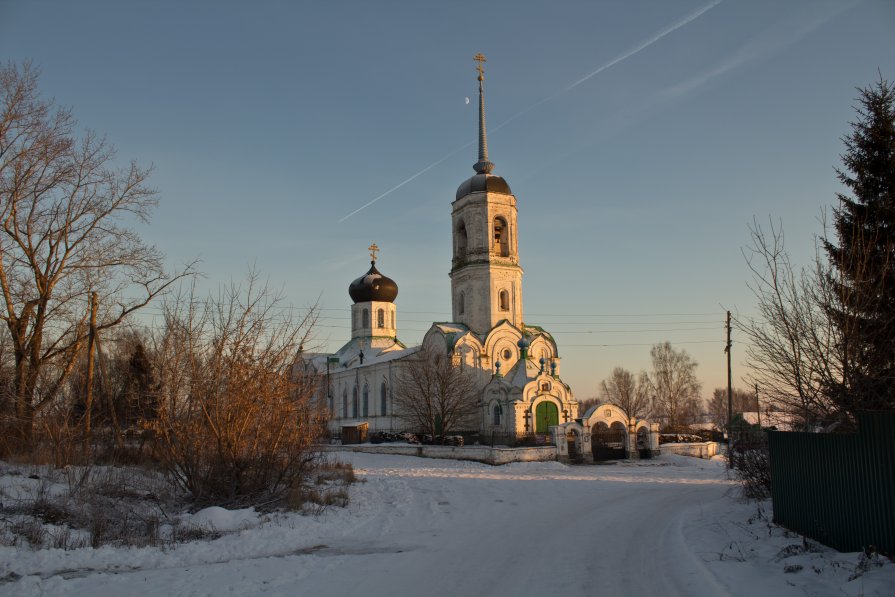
[2,0,894,402]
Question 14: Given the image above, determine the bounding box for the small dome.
[455,173,512,200]
[517,336,531,350]
[349,262,398,304]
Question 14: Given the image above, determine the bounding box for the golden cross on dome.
[474,53,486,80]
[368,243,380,263]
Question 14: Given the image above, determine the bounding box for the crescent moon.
[465,97,470,105]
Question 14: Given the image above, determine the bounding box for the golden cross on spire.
[368,243,380,263]
[474,53,486,81]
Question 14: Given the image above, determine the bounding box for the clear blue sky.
[2,0,894,401]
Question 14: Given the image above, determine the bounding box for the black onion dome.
[348,262,398,303]
[455,173,512,201]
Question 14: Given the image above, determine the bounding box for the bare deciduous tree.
[0,62,193,447]
[599,366,651,422]
[150,275,323,507]
[736,220,842,427]
[393,346,479,440]
[649,342,703,430]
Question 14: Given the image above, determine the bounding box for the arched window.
[493,217,509,257]
[493,403,502,426]
[380,382,387,416]
[458,291,465,315]
[352,387,358,418]
[499,290,509,311]
[362,308,369,328]
[457,220,468,259]
[377,308,385,328]
[342,388,348,418]
[362,384,369,417]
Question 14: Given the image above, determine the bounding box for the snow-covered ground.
[1,452,892,596]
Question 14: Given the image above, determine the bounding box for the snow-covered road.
[4,452,892,596]
[313,455,733,597]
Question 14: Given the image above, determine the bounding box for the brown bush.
[149,276,326,507]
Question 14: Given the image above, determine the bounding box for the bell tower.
[450,54,524,336]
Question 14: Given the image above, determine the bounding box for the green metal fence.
[767,412,895,553]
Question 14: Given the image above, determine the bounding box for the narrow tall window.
[457,221,468,259]
[499,290,509,311]
[493,404,502,426]
[377,308,385,328]
[380,382,387,416]
[352,387,358,418]
[342,389,348,418]
[494,217,509,257]
[362,385,369,417]
[362,308,369,328]
[458,292,465,315]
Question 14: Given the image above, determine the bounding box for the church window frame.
[502,348,512,361]
[458,291,465,315]
[352,386,358,418]
[380,382,388,416]
[377,308,385,328]
[362,384,369,417]
[499,289,509,312]
[362,308,369,329]
[493,403,502,426]
[493,216,509,257]
[342,388,348,418]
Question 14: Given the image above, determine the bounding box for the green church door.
[535,402,558,433]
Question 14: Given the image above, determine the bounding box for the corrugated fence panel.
[768,412,895,553]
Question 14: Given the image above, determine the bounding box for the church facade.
[303,55,578,439]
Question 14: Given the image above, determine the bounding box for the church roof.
[504,355,543,388]
[348,262,398,304]
[455,173,512,200]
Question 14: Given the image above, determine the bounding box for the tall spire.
[473,53,495,174]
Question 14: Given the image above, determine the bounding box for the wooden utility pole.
[84,292,98,454]
[725,311,733,469]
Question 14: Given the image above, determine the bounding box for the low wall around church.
[325,443,557,466]
[659,441,722,459]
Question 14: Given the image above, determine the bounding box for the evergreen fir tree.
[824,75,895,412]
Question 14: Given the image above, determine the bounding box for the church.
[304,55,578,440]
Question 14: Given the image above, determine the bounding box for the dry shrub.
[150,276,326,508]
[734,442,772,499]
[287,461,356,512]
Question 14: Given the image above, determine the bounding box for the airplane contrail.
[337,141,474,223]
[492,0,724,133]
[339,0,724,222]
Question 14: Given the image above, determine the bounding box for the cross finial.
[368,243,380,263]
[474,53,486,81]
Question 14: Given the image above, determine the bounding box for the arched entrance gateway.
[580,403,660,462]
[566,428,582,463]
[591,421,627,461]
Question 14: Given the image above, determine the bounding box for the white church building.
[302,55,580,440]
